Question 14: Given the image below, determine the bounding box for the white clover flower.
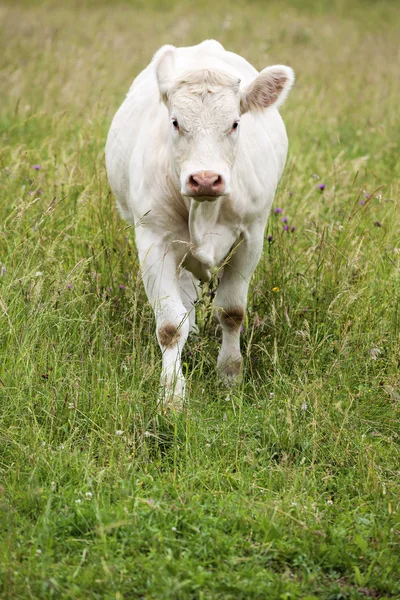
[116,430,124,436]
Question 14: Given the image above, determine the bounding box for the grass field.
[1,0,400,598]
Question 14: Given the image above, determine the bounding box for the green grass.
[1,0,400,598]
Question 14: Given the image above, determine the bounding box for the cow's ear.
[240,65,294,113]
[154,45,176,103]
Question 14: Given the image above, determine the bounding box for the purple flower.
[119,284,126,289]
[267,235,273,242]
[364,193,371,199]
[374,221,382,228]
[283,225,289,231]
[289,191,293,197]
[291,226,296,233]
[33,165,41,170]
[67,284,73,289]
[281,217,288,223]
[274,207,283,214]
[359,200,365,205]
[318,183,326,191]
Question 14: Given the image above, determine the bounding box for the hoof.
[158,376,186,411]
[217,355,243,385]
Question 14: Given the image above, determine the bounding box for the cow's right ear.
[154,45,176,103]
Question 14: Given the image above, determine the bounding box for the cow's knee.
[158,323,182,348]
[157,315,189,349]
[219,306,245,331]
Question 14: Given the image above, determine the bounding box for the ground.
[0,0,399,598]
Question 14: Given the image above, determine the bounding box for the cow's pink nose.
[187,171,225,196]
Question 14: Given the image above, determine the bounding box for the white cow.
[106,40,294,406]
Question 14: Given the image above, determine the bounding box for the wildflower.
[291,226,296,233]
[67,284,73,289]
[317,183,326,191]
[85,491,93,501]
[144,431,151,438]
[364,193,371,199]
[119,284,126,290]
[274,207,283,214]
[267,235,273,242]
[35,271,43,277]
[301,402,307,411]
[51,481,56,491]
[272,286,280,293]
[289,191,293,197]
[374,221,382,227]
[36,549,42,556]
[359,200,365,205]
[1,265,6,277]
[75,498,82,504]
[68,402,75,410]
[281,217,288,223]
[171,526,177,532]
[283,225,289,231]
[269,392,275,398]
[33,165,41,170]
[312,173,319,180]
[115,430,124,436]
[326,499,333,506]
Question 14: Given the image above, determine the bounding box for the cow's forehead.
[169,85,240,119]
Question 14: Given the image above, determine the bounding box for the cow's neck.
[188,198,222,270]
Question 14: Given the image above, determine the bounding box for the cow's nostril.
[189,175,199,188]
[213,176,222,188]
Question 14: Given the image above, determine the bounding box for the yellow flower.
[272,286,280,293]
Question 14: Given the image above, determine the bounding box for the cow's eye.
[232,121,239,131]
[172,118,179,130]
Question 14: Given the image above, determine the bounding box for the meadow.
[1,0,399,598]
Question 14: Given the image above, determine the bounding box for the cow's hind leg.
[136,230,189,407]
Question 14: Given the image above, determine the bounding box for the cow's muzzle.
[182,171,227,199]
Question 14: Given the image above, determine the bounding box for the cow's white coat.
[106,40,294,406]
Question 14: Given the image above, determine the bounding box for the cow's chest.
[182,199,242,281]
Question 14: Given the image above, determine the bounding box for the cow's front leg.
[215,226,265,381]
[136,230,189,406]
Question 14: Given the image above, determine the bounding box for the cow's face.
[156,46,294,201]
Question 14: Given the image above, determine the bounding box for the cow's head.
[156,46,294,201]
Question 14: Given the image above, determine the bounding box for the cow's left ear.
[240,65,295,113]
[154,45,176,104]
